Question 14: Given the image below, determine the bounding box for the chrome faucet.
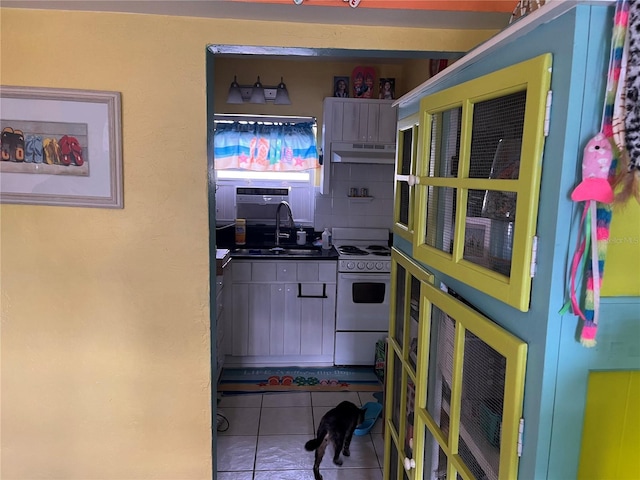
[275,201,295,246]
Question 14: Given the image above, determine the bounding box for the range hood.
[330,142,396,164]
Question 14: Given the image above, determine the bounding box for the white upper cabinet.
[321,97,397,194]
[324,97,396,144]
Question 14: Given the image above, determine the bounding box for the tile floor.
[216,390,385,480]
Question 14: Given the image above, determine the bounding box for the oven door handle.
[297,283,328,299]
[338,273,391,281]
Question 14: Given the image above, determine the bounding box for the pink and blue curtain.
[214,122,318,171]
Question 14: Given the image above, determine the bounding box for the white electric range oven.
[332,227,391,366]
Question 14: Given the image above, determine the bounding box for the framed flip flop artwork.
[0,86,123,208]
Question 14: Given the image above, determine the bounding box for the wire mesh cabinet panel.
[385,249,527,480]
[418,285,527,480]
[394,113,421,242]
[413,54,552,311]
[385,248,434,479]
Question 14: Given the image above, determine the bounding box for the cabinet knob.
[403,457,416,471]
[407,175,420,186]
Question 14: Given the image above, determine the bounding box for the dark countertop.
[216,224,338,260]
[216,224,317,248]
[229,245,338,260]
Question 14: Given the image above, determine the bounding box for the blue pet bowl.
[354,401,383,436]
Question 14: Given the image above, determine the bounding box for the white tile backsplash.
[314,163,394,231]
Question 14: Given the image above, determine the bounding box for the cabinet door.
[327,99,345,142]
[385,249,527,480]
[248,283,271,356]
[342,101,362,142]
[394,113,420,242]
[386,249,434,480]
[416,284,527,480]
[356,101,397,143]
[231,283,249,356]
[299,285,326,356]
[413,54,552,312]
[363,103,378,142]
[378,101,398,143]
[326,98,396,144]
[272,281,336,357]
[270,283,300,355]
[230,259,337,361]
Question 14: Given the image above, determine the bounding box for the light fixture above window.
[226,75,292,105]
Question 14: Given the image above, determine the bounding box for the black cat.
[304,401,365,480]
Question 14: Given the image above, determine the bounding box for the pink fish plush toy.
[570,133,614,203]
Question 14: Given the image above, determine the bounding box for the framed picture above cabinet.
[412,54,552,312]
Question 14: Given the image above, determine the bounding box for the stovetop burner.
[336,244,391,260]
[338,245,369,255]
[331,227,392,273]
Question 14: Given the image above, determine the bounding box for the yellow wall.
[578,371,640,479]
[0,7,497,479]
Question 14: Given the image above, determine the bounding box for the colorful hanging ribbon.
[568,0,629,347]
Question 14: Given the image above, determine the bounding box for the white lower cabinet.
[229,259,337,366]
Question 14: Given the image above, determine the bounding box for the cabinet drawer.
[252,262,277,281]
[232,261,252,281]
[319,262,337,282]
[296,262,319,282]
[277,263,297,282]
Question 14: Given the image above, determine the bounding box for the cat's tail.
[304,429,328,451]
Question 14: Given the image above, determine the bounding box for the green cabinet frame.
[412,54,552,311]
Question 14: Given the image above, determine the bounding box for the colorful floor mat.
[218,366,383,393]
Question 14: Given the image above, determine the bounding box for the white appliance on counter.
[332,227,391,366]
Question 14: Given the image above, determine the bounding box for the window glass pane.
[399,181,410,225]
[408,275,420,371]
[394,264,406,348]
[388,440,399,479]
[458,329,506,480]
[425,186,456,254]
[487,218,515,277]
[468,90,526,179]
[462,189,517,276]
[426,306,455,434]
[423,427,448,480]
[392,351,403,433]
[405,378,416,460]
[428,108,461,178]
[400,128,413,175]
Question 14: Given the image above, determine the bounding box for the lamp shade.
[249,76,266,104]
[274,77,291,105]
[226,75,243,104]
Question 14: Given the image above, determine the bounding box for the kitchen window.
[213,115,318,225]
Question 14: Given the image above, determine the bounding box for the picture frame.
[0,86,123,208]
[351,66,375,99]
[333,76,349,98]
[464,217,492,263]
[378,77,395,99]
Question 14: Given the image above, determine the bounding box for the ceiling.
[2,0,514,29]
